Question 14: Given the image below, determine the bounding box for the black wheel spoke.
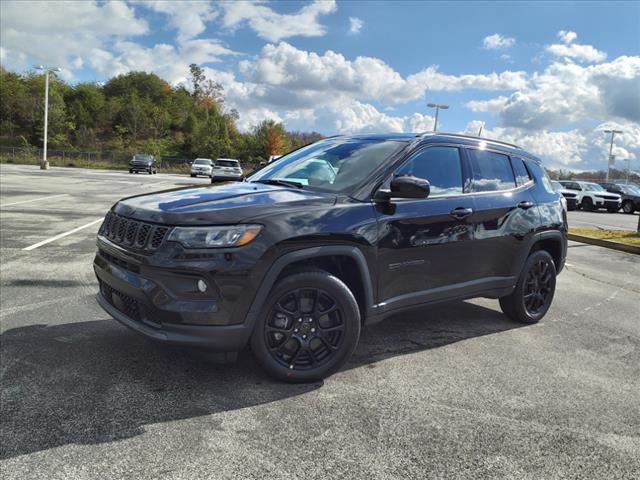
[265,286,345,371]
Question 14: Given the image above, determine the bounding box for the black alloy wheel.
[251,271,360,382]
[500,250,556,324]
[522,258,554,316]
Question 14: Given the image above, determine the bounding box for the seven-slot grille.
[99,211,170,252]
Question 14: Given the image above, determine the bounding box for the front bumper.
[93,243,255,350]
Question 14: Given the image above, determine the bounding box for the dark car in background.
[129,154,158,175]
[95,132,567,382]
[599,182,640,214]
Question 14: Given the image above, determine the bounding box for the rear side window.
[467,149,516,192]
[511,157,532,186]
[395,146,463,197]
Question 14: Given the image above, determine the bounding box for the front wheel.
[251,271,361,382]
[581,197,594,211]
[622,201,636,214]
[500,250,556,324]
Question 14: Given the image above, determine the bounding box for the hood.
[113,181,337,225]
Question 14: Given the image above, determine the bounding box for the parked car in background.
[558,180,621,212]
[95,132,567,382]
[599,182,640,214]
[551,181,579,210]
[211,158,243,182]
[129,154,158,174]
[190,158,213,178]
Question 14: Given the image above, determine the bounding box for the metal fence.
[0,146,194,170]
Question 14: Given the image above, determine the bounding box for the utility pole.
[604,129,623,181]
[427,103,449,132]
[34,65,62,170]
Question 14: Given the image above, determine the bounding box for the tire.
[134,171,138,174]
[581,197,594,211]
[251,270,361,383]
[622,201,635,214]
[129,169,133,173]
[190,174,196,178]
[148,168,153,175]
[499,250,556,324]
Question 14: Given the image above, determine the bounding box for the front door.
[375,145,477,312]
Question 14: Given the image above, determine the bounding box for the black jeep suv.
[94,133,566,382]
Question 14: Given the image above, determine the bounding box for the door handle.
[450,207,473,220]
[517,201,534,209]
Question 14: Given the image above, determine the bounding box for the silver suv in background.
[211,158,243,182]
[190,158,213,178]
[558,180,621,212]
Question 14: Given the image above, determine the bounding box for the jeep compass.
[94,133,567,382]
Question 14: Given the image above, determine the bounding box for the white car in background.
[558,180,622,212]
[190,158,213,178]
[211,158,243,182]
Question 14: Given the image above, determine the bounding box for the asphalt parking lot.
[1,163,639,479]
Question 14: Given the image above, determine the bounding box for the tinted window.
[511,157,531,186]
[395,147,463,197]
[467,149,516,192]
[217,160,239,167]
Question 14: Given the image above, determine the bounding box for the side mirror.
[375,176,430,200]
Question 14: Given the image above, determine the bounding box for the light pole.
[427,103,449,132]
[603,129,623,181]
[34,65,62,170]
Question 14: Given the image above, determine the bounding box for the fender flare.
[244,245,375,330]
[534,230,567,273]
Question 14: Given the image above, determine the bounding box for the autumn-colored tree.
[266,127,286,156]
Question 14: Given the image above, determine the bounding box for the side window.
[394,146,463,197]
[511,157,532,186]
[527,161,555,193]
[467,149,516,192]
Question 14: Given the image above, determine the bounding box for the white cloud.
[243,42,527,107]
[0,0,148,75]
[557,30,578,44]
[348,17,364,35]
[483,33,516,50]
[546,31,606,63]
[467,56,640,130]
[143,1,218,42]
[220,0,337,42]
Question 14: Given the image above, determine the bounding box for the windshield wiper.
[251,179,304,189]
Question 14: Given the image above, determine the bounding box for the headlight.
[167,225,262,248]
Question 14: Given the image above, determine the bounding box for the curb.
[567,233,640,255]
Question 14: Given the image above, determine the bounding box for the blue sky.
[1,0,639,171]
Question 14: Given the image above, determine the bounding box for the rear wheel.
[129,169,133,173]
[251,271,361,382]
[500,250,556,324]
[581,197,594,211]
[622,201,635,214]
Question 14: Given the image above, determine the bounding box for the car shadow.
[1,300,521,459]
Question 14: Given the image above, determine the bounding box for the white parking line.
[1,194,67,207]
[22,218,103,251]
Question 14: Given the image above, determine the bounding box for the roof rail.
[417,131,522,149]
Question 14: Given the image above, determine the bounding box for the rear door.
[463,148,539,282]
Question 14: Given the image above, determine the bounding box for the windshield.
[217,160,239,167]
[194,159,211,165]
[134,155,152,161]
[622,185,640,195]
[584,183,605,191]
[247,139,405,193]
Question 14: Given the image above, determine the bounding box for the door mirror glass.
[385,175,431,199]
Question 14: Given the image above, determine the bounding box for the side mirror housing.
[375,176,430,201]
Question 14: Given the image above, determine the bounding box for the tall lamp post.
[34,65,62,170]
[427,103,449,132]
[603,129,623,181]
